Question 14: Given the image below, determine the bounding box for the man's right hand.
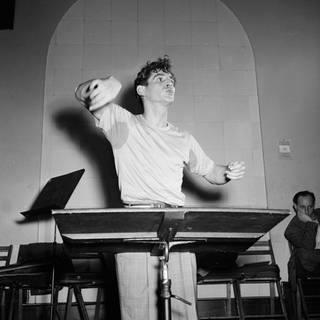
[297,211,315,223]
[75,76,122,112]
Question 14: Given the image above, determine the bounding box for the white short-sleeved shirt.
[97,104,215,206]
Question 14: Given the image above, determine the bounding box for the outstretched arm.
[204,161,246,185]
[75,76,122,120]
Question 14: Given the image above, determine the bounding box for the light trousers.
[115,252,198,320]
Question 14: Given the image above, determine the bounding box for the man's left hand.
[225,161,246,180]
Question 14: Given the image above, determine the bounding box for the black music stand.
[52,207,289,320]
[20,169,85,220]
[20,169,85,320]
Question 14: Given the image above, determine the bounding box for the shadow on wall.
[53,106,122,208]
[118,82,143,115]
[182,169,225,203]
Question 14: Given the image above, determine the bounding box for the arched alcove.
[39,0,266,242]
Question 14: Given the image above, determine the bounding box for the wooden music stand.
[52,207,289,320]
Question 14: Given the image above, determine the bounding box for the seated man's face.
[295,195,315,218]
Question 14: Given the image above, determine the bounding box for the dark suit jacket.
[285,215,320,276]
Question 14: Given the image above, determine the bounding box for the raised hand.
[75,76,122,112]
[225,161,246,180]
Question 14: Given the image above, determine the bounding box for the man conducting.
[75,56,246,320]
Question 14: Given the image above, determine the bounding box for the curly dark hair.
[293,190,315,205]
[134,55,176,101]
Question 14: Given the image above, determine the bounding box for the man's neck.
[142,101,170,128]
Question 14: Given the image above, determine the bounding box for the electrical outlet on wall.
[278,139,292,159]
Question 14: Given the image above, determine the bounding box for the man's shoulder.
[97,103,135,131]
[285,215,303,230]
[101,103,134,118]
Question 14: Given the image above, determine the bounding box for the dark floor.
[5,297,290,320]
[6,282,320,320]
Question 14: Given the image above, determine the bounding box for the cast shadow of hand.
[182,167,225,205]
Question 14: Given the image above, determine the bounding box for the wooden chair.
[54,251,119,320]
[0,260,53,320]
[0,245,13,267]
[56,271,106,320]
[197,239,288,320]
[234,239,288,319]
[0,243,117,319]
[0,243,67,320]
[198,271,244,319]
[12,242,101,320]
[0,245,13,319]
[1,243,118,319]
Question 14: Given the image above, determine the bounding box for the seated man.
[285,190,320,277]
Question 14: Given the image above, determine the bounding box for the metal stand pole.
[50,222,57,320]
[160,242,172,320]
[159,242,191,320]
